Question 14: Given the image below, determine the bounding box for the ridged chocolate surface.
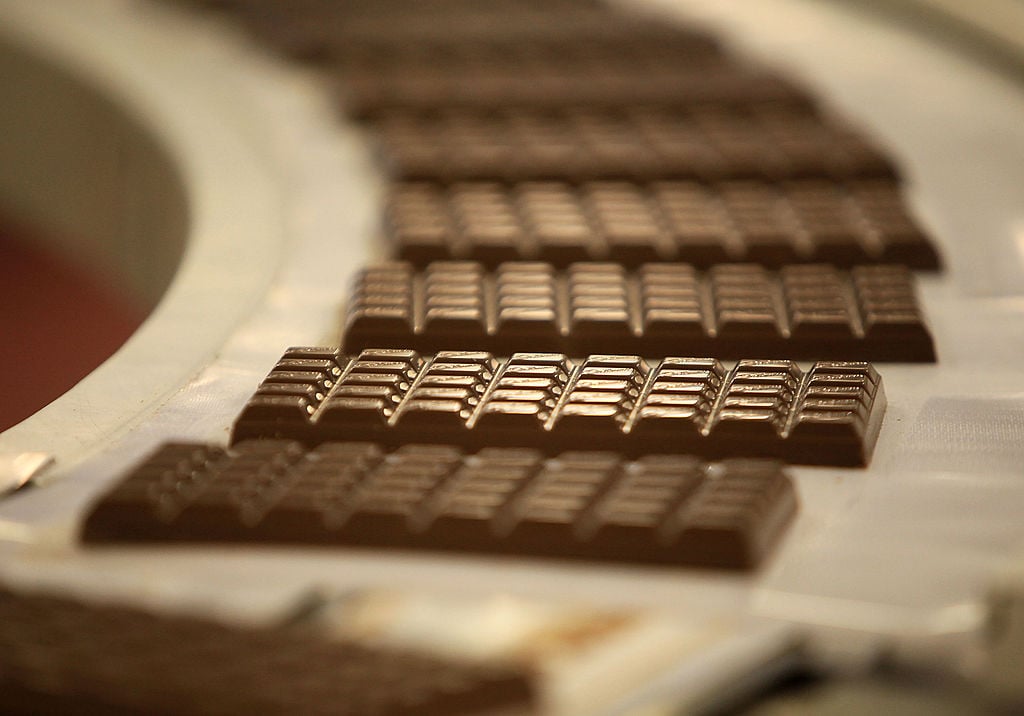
[386,180,939,269]
[0,586,532,715]
[373,107,897,183]
[343,262,934,361]
[83,441,798,570]
[231,349,886,466]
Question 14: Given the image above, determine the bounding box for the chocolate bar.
[334,32,724,77]
[0,585,532,715]
[83,441,798,570]
[343,262,935,361]
[238,2,717,61]
[231,349,886,466]
[372,107,897,183]
[342,65,809,118]
[386,180,940,269]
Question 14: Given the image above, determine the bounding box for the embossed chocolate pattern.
[84,441,798,570]
[231,349,886,466]
[386,180,939,269]
[343,262,935,361]
[373,108,897,183]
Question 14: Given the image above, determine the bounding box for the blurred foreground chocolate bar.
[344,262,935,361]
[386,180,940,269]
[83,441,797,570]
[0,585,533,715]
[231,348,886,466]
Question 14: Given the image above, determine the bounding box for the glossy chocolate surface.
[231,349,886,466]
[344,262,935,361]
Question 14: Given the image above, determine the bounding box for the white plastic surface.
[0,0,1022,698]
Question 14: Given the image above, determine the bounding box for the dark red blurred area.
[0,220,145,431]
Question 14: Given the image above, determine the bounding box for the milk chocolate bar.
[0,585,532,715]
[343,262,935,361]
[238,2,715,60]
[372,107,897,183]
[342,65,808,118]
[386,180,940,269]
[83,441,798,570]
[334,32,724,77]
[333,31,746,126]
[231,349,886,466]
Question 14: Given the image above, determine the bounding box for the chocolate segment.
[373,107,897,183]
[343,262,935,361]
[232,347,349,444]
[0,585,532,715]
[232,350,886,466]
[83,442,798,570]
[386,180,941,269]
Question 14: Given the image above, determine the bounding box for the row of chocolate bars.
[23,2,944,713]
[84,0,940,574]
